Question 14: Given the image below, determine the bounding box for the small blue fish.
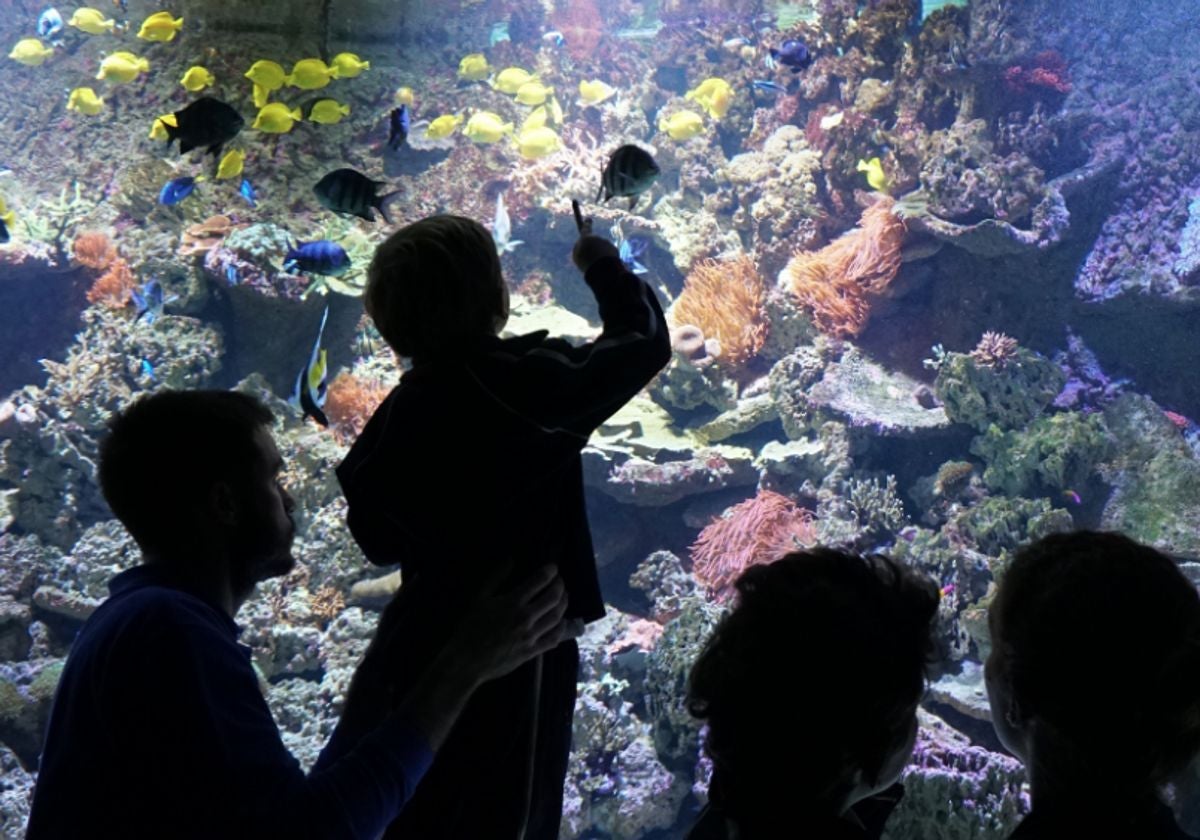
[224,263,239,286]
[542,30,565,47]
[140,358,156,380]
[37,8,64,41]
[130,279,178,325]
[388,105,409,151]
[766,38,812,73]
[617,236,649,275]
[751,79,788,95]
[158,176,197,206]
[284,240,351,276]
[239,177,256,207]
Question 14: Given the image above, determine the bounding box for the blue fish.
[766,38,812,73]
[388,105,409,151]
[618,236,649,275]
[158,176,197,206]
[37,8,64,41]
[140,358,156,381]
[130,279,178,325]
[751,79,789,95]
[289,305,330,427]
[0,217,9,245]
[284,240,351,276]
[224,263,239,286]
[239,177,256,207]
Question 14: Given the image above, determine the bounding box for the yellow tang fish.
[137,11,183,42]
[252,83,270,108]
[547,95,563,127]
[149,113,177,141]
[685,77,734,120]
[68,8,115,35]
[521,105,548,134]
[245,59,286,91]
[457,53,489,81]
[216,148,245,180]
[180,66,214,92]
[463,111,513,144]
[515,80,552,106]
[394,86,414,106]
[96,51,150,84]
[252,103,303,133]
[286,58,338,90]
[330,52,369,78]
[67,87,104,115]
[309,99,350,125]
[856,157,890,193]
[492,67,533,95]
[515,126,561,160]
[424,113,462,139]
[0,198,14,233]
[659,110,704,140]
[577,79,615,105]
[8,38,54,66]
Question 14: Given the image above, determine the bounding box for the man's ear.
[208,480,239,526]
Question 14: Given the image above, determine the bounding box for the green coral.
[934,347,1065,432]
[945,496,1073,570]
[970,412,1113,496]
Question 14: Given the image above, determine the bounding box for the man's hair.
[98,390,274,555]
[991,531,1200,789]
[364,214,505,360]
[687,549,938,822]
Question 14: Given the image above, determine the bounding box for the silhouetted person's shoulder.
[1010,800,1198,840]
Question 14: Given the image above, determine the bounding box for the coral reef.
[933,341,1066,432]
[323,372,392,442]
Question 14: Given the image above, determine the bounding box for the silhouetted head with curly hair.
[686,548,939,829]
[986,531,1200,814]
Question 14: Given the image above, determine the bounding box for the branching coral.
[689,489,818,600]
[71,231,117,270]
[85,259,137,308]
[324,372,392,441]
[670,254,768,375]
[970,331,1020,369]
[308,584,346,627]
[779,196,906,337]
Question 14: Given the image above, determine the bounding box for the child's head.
[687,549,938,823]
[986,531,1200,797]
[365,215,509,361]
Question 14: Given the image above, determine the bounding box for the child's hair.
[687,549,938,822]
[365,215,506,360]
[990,531,1200,790]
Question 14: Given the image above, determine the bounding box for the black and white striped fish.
[596,144,660,211]
[313,168,397,223]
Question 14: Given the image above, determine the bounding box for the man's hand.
[571,210,620,273]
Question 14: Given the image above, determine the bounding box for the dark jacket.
[1009,799,1198,839]
[686,783,905,840]
[336,254,671,839]
[26,564,433,840]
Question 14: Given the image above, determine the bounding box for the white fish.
[491,192,523,255]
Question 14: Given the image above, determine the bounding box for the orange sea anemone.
[689,489,818,601]
[324,372,393,440]
[85,258,137,308]
[72,231,117,270]
[671,253,768,374]
[781,196,906,338]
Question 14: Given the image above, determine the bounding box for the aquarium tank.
[3,0,1200,835]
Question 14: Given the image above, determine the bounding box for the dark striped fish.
[313,168,397,223]
[596,144,660,211]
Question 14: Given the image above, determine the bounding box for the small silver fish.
[491,192,523,255]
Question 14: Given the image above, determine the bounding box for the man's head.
[687,549,938,823]
[98,390,295,585]
[365,214,509,362]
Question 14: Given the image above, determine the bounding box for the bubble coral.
[671,254,768,375]
[85,259,137,308]
[324,371,392,441]
[689,489,818,601]
[71,231,117,270]
[780,196,906,338]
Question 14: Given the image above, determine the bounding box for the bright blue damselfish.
[158,176,197,206]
